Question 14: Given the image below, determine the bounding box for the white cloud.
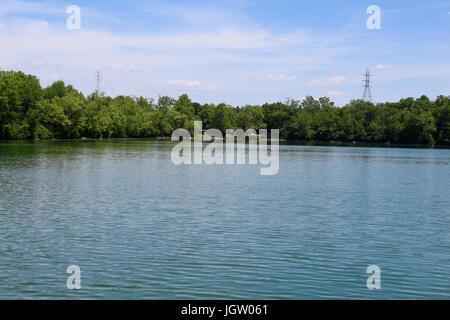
[0,0,447,107]
[111,64,138,72]
[327,90,345,97]
[263,74,296,81]
[310,76,346,86]
[375,64,391,70]
[141,2,241,27]
[0,0,353,104]
[23,57,60,68]
[6,19,50,34]
[166,80,215,91]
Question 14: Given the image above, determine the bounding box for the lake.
[0,141,449,299]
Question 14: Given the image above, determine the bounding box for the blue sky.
[0,0,449,105]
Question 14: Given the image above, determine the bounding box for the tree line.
[1,71,449,145]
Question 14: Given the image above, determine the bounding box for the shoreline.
[1,137,449,150]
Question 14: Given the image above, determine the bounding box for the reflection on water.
[0,141,449,299]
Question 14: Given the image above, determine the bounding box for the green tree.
[27,98,70,139]
[213,104,235,133]
[0,71,41,139]
[236,106,266,130]
[287,111,314,140]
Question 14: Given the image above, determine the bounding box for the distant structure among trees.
[362,69,373,103]
[1,70,449,146]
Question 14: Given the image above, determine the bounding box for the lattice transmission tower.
[95,70,102,93]
[362,69,372,103]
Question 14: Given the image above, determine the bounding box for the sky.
[0,0,449,106]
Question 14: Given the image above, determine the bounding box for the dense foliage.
[1,71,449,145]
